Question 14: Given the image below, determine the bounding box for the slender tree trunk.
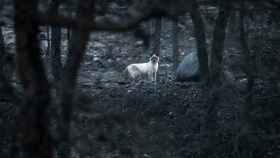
[14,0,53,158]
[0,26,5,73]
[203,87,219,158]
[46,27,50,57]
[0,26,8,71]
[0,26,11,93]
[67,28,71,42]
[57,1,95,158]
[0,25,15,99]
[0,26,4,61]
[239,0,254,130]
[210,1,232,85]
[190,0,209,82]
[49,0,62,84]
[153,18,161,56]
[51,23,62,82]
[203,1,232,157]
[172,17,179,70]
[67,28,71,54]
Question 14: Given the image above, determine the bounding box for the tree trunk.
[0,26,4,62]
[49,0,63,85]
[0,26,14,97]
[172,17,179,70]
[152,18,161,56]
[0,26,6,77]
[190,0,209,83]
[210,1,232,85]
[239,0,254,130]
[51,21,62,83]
[203,87,220,158]
[67,28,71,54]
[57,0,95,158]
[46,27,50,57]
[203,1,232,157]
[14,0,53,158]
[0,25,7,72]
[67,28,71,42]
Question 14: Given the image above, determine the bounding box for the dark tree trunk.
[134,25,150,48]
[203,1,232,157]
[14,0,53,158]
[203,87,220,158]
[67,28,71,42]
[50,19,62,83]
[67,28,71,54]
[0,26,17,155]
[0,26,7,72]
[57,0,95,158]
[239,0,254,130]
[0,25,6,77]
[190,0,209,83]
[152,18,161,56]
[49,0,63,84]
[210,1,232,85]
[46,27,50,57]
[172,17,179,70]
[0,26,14,97]
[0,26,4,62]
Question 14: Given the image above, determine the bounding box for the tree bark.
[0,26,6,75]
[203,1,232,157]
[203,87,219,158]
[50,0,63,84]
[152,18,162,56]
[239,0,254,130]
[57,0,95,158]
[0,26,14,97]
[14,0,53,158]
[0,26,8,71]
[67,27,71,46]
[210,1,232,85]
[172,17,179,70]
[47,27,50,56]
[0,26,4,62]
[190,0,209,82]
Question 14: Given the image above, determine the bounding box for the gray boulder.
[176,51,200,81]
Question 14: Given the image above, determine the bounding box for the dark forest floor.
[72,80,222,158]
[69,73,280,158]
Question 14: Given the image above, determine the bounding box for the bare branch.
[37,0,194,31]
[38,0,153,31]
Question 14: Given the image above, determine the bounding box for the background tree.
[209,0,232,85]
[14,0,53,157]
[239,0,255,129]
[172,17,179,70]
[57,0,95,157]
[190,0,209,82]
[152,18,162,56]
[49,0,63,88]
[0,25,14,98]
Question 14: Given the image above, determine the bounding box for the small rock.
[107,59,113,63]
[188,37,195,41]
[135,40,143,46]
[93,57,100,61]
